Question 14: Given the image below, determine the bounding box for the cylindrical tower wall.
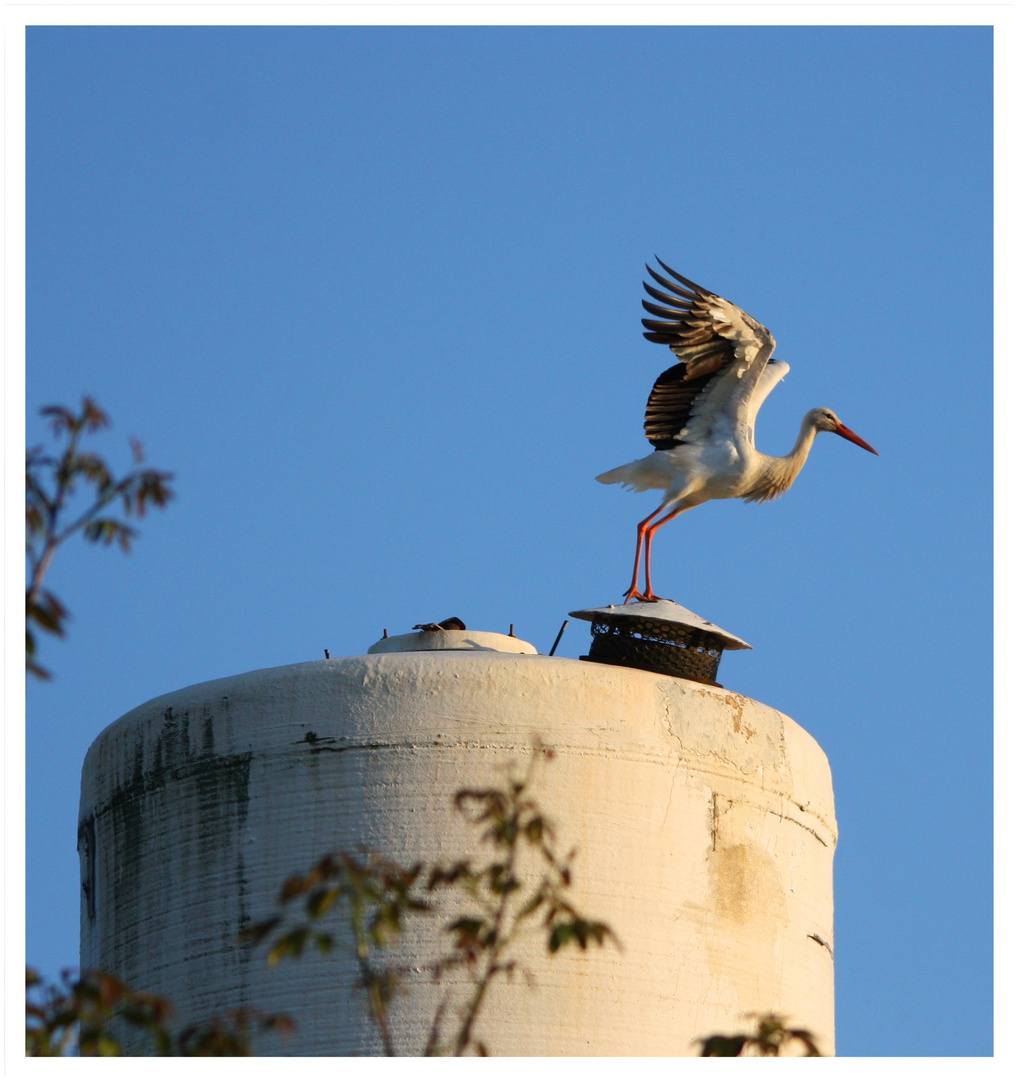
[79,649,836,1055]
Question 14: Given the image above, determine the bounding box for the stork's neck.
[783,412,821,478]
[748,413,820,502]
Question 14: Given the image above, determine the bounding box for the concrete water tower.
[79,600,836,1055]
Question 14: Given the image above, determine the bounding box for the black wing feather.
[645,262,699,299]
[640,258,739,380]
[642,299,691,319]
[643,280,692,308]
[643,362,717,450]
[653,256,711,296]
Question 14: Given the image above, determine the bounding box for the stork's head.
[810,408,878,454]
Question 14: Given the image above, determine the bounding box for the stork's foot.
[622,588,671,604]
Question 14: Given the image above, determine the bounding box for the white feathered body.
[598,439,761,502]
[597,328,800,510]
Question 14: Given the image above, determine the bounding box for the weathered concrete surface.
[79,652,836,1056]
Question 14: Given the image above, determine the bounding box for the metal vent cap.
[569,600,751,686]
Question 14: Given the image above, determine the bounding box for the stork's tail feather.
[596,464,629,485]
[596,461,656,492]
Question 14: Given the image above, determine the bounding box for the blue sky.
[21,23,991,1056]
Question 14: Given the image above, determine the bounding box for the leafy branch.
[25,967,293,1056]
[241,745,618,1056]
[697,1012,822,1057]
[26,397,174,678]
[241,852,431,1056]
[430,745,619,1054]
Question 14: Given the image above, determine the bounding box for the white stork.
[597,257,878,604]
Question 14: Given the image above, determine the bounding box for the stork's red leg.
[642,506,684,601]
[623,506,669,604]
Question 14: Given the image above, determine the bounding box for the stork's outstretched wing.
[640,258,777,448]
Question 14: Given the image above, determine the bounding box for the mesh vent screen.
[584,617,723,685]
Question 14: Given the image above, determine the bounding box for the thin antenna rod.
[547,620,569,657]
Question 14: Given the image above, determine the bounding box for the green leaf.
[549,924,572,952]
[236,916,280,947]
[427,859,474,890]
[699,1035,748,1056]
[278,875,309,903]
[448,917,485,938]
[267,927,309,967]
[306,885,341,918]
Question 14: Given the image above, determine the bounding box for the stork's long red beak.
[834,423,878,455]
